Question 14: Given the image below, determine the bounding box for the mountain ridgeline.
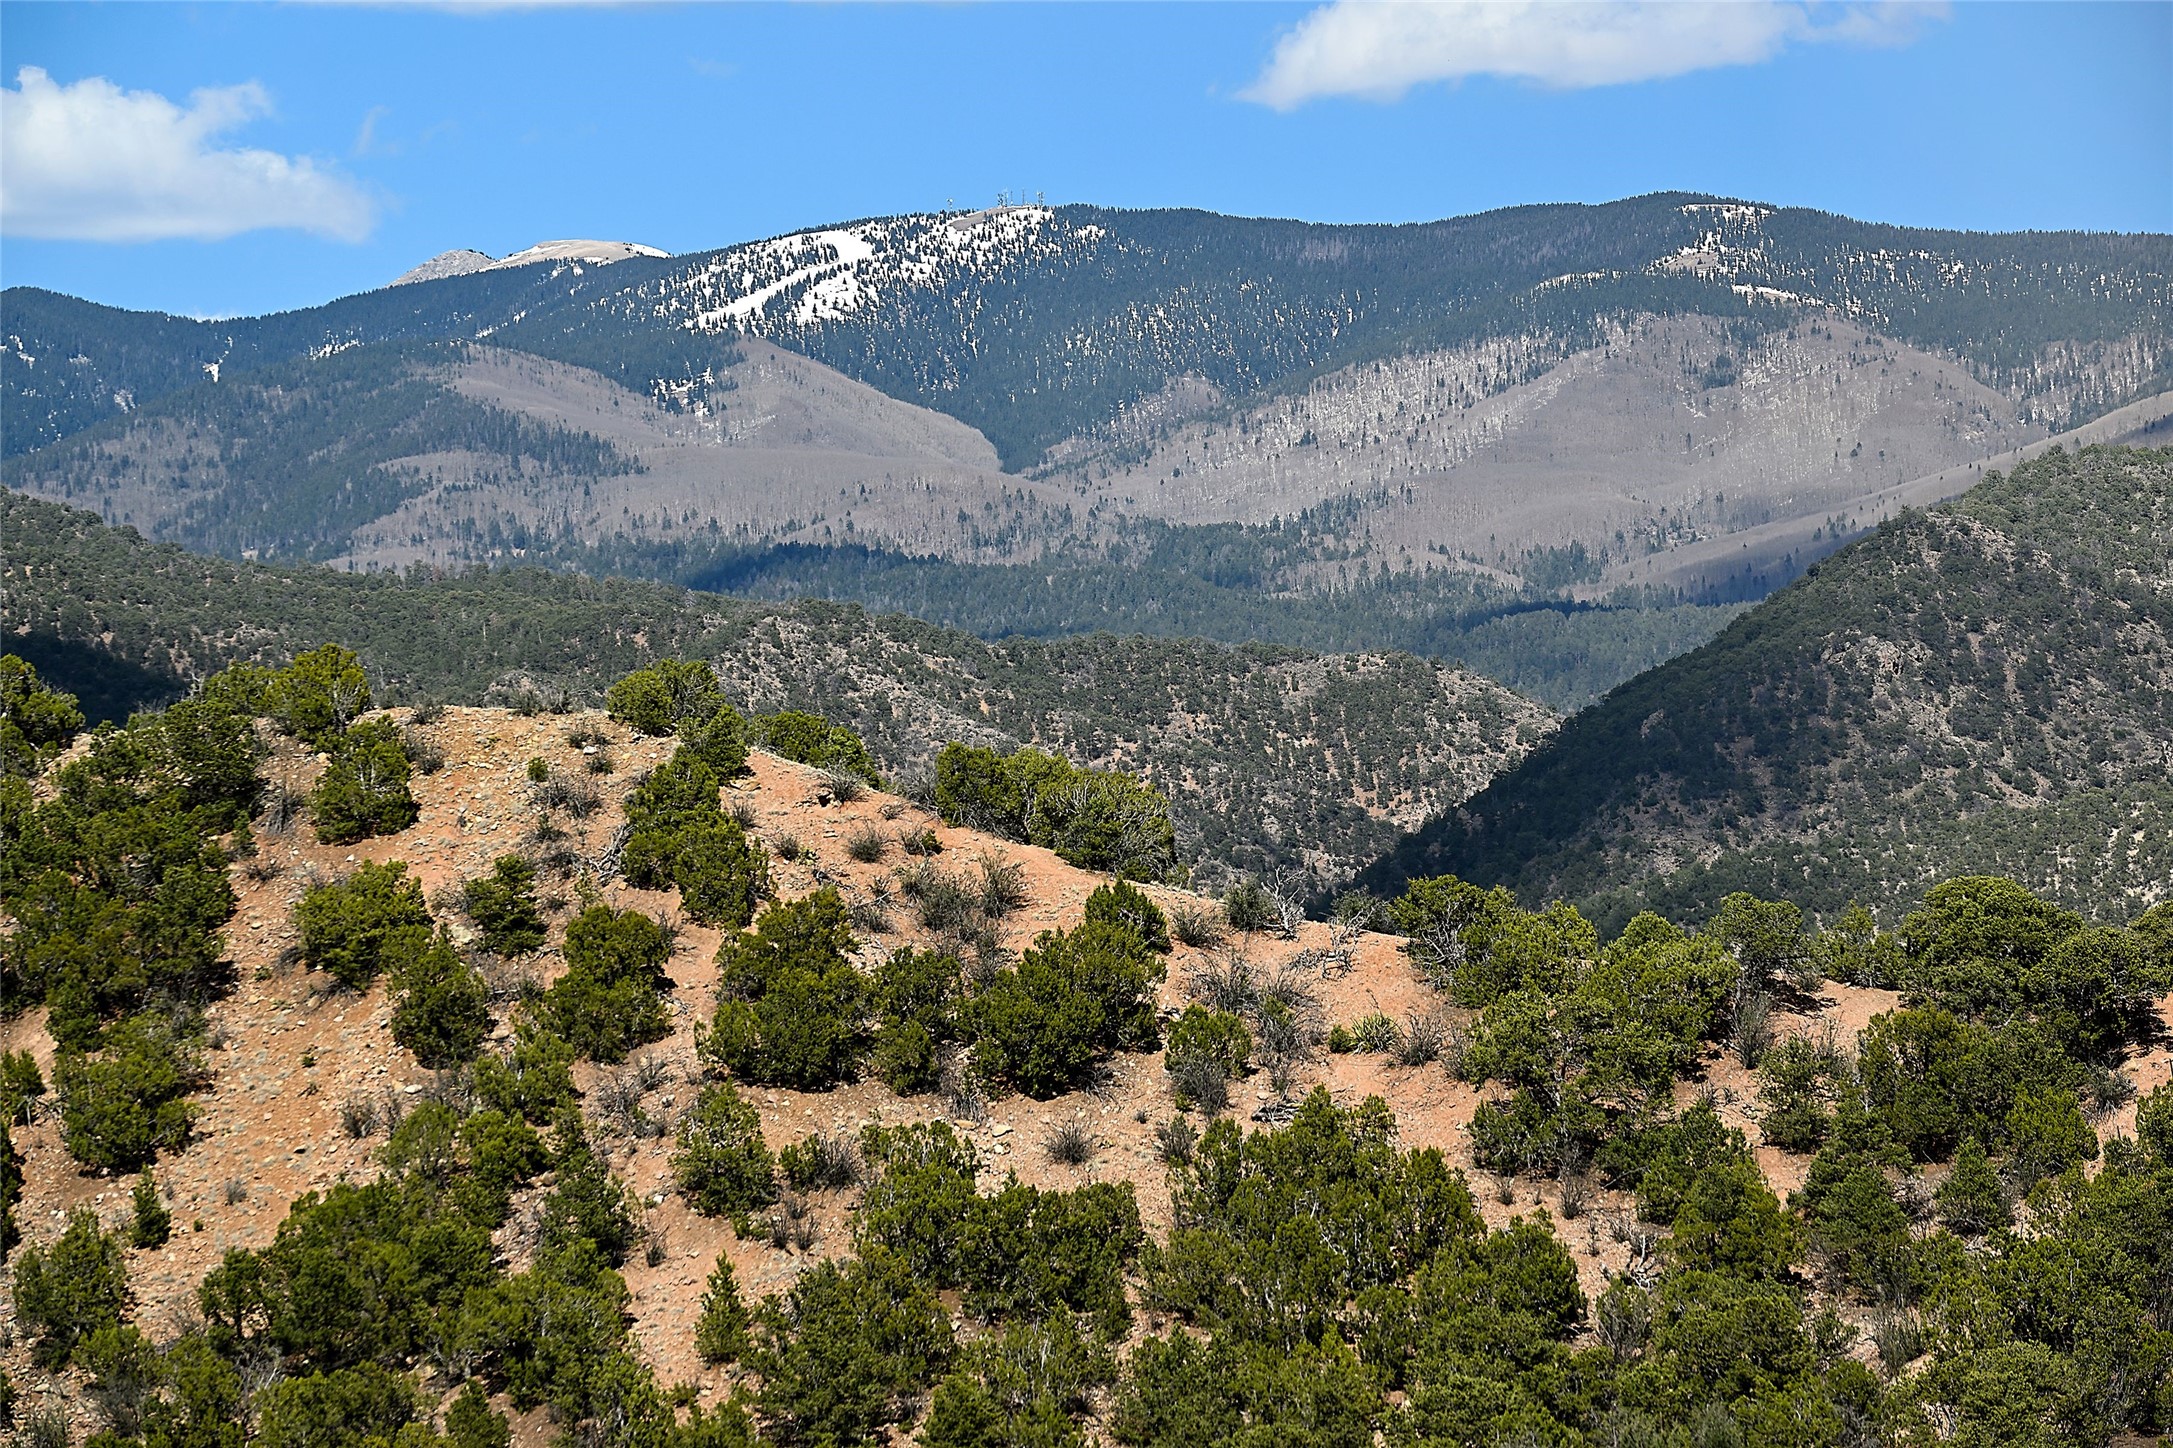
[1359,445,2173,928]
[9,197,2167,467]
[0,488,1549,890]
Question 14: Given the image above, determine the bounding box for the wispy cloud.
[353,104,394,157]
[1243,1,1943,109]
[0,67,376,242]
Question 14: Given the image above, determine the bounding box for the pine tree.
[696,1253,751,1365]
[1935,1136,2011,1236]
[130,1169,172,1249]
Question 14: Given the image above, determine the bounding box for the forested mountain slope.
[11,197,2166,467]
[0,489,1548,888]
[1357,445,2173,927]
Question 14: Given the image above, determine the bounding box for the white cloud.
[1243,1,1941,108]
[0,67,376,242]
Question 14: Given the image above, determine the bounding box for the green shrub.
[2027,925,2156,1059]
[269,644,371,752]
[1814,903,1905,987]
[678,707,750,778]
[1857,1006,2082,1164]
[450,1109,548,1228]
[852,1121,982,1287]
[2003,1087,2097,1190]
[1893,876,2138,1059]
[1665,1160,1803,1280]
[935,744,1173,874]
[253,1363,420,1448]
[297,860,433,989]
[622,750,724,885]
[3,716,244,1045]
[445,1380,512,1448]
[1164,1006,1251,1110]
[672,1083,778,1219]
[461,856,548,956]
[1757,1037,1840,1153]
[539,1120,640,1265]
[959,1178,1144,1335]
[1026,767,1176,880]
[924,1317,1112,1447]
[11,1205,129,1367]
[0,655,85,777]
[1113,1330,1379,1448]
[672,817,770,930]
[779,1132,861,1193]
[542,906,672,1063]
[309,720,418,844]
[621,749,769,928]
[871,947,961,1096]
[1807,1163,1916,1298]
[756,710,881,785]
[389,929,493,1068]
[126,1334,244,1447]
[2133,900,2173,997]
[201,1169,497,1371]
[746,1250,954,1447]
[55,1014,200,1170]
[1223,879,1276,934]
[473,1022,578,1124]
[933,743,1031,838]
[0,1119,19,1259]
[696,1253,753,1365]
[605,669,679,736]
[1,1049,46,1123]
[963,920,1161,1098]
[1626,1101,1753,1225]
[456,1241,634,1420]
[706,889,868,1089]
[1346,1011,1403,1054]
[1935,1136,2012,1235]
[130,1168,172,1249]
[1084,878,1171,953]
[79,1322,161,1439]
[606,659,729,738]
[1468,1090,1567,1177]
[156,695,267,817]
[2137,1081,2173,1166]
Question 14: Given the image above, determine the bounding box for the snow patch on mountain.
[673,206,1095,334]
[490,239,670,271]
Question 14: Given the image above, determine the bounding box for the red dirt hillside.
[6,705,2167,1442]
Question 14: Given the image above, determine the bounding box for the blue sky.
[2,2,2167,319]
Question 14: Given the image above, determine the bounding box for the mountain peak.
[388,248,495,286]
[389,238,668,287]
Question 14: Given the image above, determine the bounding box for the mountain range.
[6,196,2167,696]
